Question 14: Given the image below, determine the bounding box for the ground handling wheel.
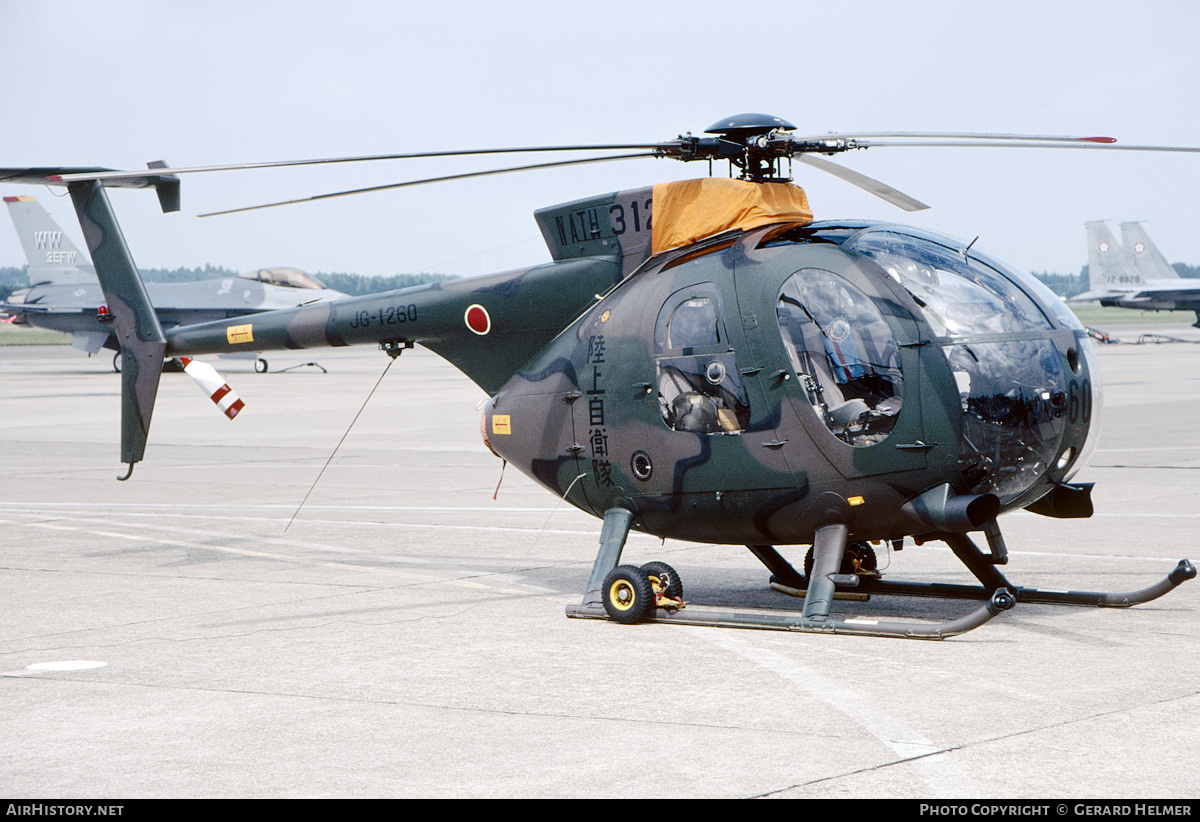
[804,542,879,581]
[641,561,685,611]
[643,561,681,600]
[602,565,656,624]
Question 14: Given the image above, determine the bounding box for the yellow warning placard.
[492,414,511,435]
[227,324,254,345]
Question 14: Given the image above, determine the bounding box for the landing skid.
[565,509,1016,640]
[752,533,1196,609]
[565,593,1015,640]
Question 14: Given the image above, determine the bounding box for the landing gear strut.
[565,508,1015,639]
[751,525,1196,609]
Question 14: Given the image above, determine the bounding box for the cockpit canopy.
[843,226,1096,500]
[633,218,1096,506]
[238,267,328,290]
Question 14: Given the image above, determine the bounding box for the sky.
[2,0,1199,281]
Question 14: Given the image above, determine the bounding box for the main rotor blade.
[795,154,929,212]
[794,131,1118,144]
[847,138,1200,152]
[51,143,672,184]
[198,152,657,217]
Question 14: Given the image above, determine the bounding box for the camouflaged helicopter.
[4,113,1196,639]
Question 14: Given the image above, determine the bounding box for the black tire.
[112,351,122,373]
[641,561,683,602]
[602,565,656,624]
[803,543,878,580]
[255,358,269,373]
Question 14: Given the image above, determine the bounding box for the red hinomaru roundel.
[465,304,491,335]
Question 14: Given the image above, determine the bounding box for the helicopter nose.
[480,405,504,458]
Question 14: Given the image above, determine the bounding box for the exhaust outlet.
[902,483,1000,533]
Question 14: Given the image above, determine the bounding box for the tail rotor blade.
[180,357,245,420]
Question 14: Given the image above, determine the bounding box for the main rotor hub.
[703,113,799,183]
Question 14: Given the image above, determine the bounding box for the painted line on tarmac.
[1,504,1189,566]
[0,517,558,595]
[0,499,600,537]
[695,629,979,798]
[1,517,455,582]
[0,501,564,513]
[7,500,1199,519]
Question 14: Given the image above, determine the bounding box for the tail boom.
[16,170,620,476]
[164,256,620,394]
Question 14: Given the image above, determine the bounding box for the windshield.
[846,229,1050,337]
[846,228,1079,501]
[943,339,1067,499]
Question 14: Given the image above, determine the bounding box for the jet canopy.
[238,267,328,290]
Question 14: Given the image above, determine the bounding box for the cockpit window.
[666,297,721,350]
[777,269,903,446]
[845,230,1050,337]
[655,287,750,434]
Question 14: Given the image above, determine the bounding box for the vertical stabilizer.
[67,181,166,477]
[4,195,95,285]
[1085,220,1138,287]
[1120,222,1178,281]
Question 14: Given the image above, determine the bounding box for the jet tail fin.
[4,195,95,285]
[1085,220,1138,287]
[66,181,167,478]
[1120,222,1178,281]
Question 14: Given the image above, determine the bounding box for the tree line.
[3,262,1199,304]
[0,265,455,302]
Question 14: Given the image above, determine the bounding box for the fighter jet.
[2,195,347,370]
[1071,220,1200,327]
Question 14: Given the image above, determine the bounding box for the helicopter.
[3,113,1196,639]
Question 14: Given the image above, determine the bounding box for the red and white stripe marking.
[180,357,245,420]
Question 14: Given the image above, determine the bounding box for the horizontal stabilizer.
[0,165,182,213]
